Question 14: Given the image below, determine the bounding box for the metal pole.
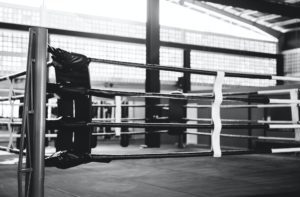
[29,27,48,197]
[182,49,191,146]
[183,49,191,93]
[276,54,284,85]
[145,0,161,147]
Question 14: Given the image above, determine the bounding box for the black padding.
[45,150,111,169]
[90,105,98,148]
[50,47,91,88]
[56,98,73,151]
[73,95,92,153]
[120,102,130,147]
[49,47,93,154]
[104,106,113,140]
[168,94,187,135]
[120,134,130,147]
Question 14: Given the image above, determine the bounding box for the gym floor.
[1,143,300,197]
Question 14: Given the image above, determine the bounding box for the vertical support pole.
[145,0,160,147]
[183,49,191,93]
[128,100,134,133]
[183,49,195,145]
[115,96,121,136]
[29,27,48,197]
[211,71,224,157]
[290,89,300,141]
[18,27,35,197]
[276,54,284,86]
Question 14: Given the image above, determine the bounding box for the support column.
[183,49,196,145]
[145,0,161,147]
[29,27,48,197]
[183,49,191,93]
[276,55,284,85]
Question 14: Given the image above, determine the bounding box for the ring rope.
[0,62,52,83]
[60,121,269,129]
[0,117,298,126]
[185,118,299,124]
[185,104,294,108]
[186,131,296,141]
[48,83,276,103]
[0,71,26,82]
[0,101,295,109]
[217,88,300,97]
[89,57,300,82]
[0,51,298,84]
[0,130,297,142]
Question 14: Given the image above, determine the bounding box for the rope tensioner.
[90,58,300,82]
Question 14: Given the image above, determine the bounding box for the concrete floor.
[1,144,300,197]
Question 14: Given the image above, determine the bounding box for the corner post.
[29,27,48,197]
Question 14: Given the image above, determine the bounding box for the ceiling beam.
[195,0,300,18]
[189,1,281,38]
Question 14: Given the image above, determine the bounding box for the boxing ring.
[0,27,299,197]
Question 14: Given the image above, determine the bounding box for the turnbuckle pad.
[45,150,110,169]
[45,151,91,169]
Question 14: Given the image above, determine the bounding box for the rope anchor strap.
[211,71,224,158]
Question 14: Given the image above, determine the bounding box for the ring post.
[29,27,48,197]
[211,71,224,157]
[145,0,161,147]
